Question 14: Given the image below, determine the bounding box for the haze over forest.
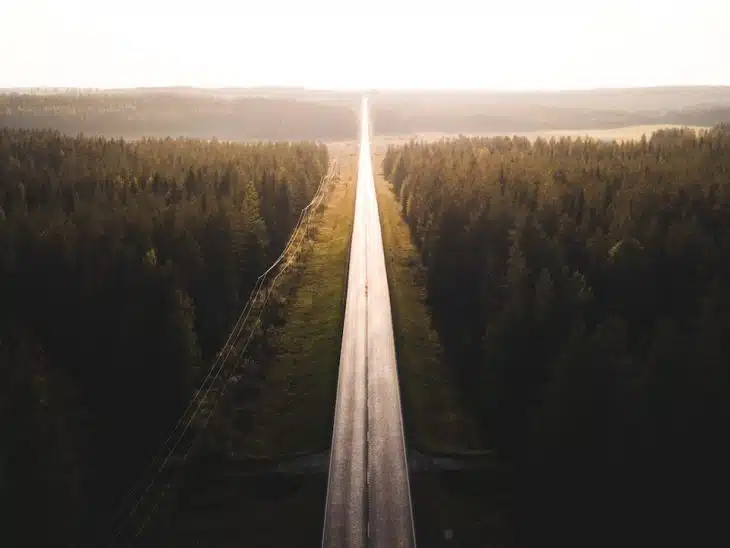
[2,1,730,547]
[2,85,730,142]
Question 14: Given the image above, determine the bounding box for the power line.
[104,160,336,547]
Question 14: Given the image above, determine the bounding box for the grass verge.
[239,154,356,457]
[374,153,511,547]
[373,154,482,452]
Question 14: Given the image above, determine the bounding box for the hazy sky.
[1,0,727,90]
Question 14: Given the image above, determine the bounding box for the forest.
[383,126,730,546]
[0,129,328,546]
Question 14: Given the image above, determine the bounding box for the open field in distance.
[328,124,712,155]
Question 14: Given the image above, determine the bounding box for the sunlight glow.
[1,0,728,90]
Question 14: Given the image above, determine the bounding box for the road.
[322,98,416,547]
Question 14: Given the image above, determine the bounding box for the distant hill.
[0,92,360,142]
[0,86,363,106]
[369,87,730,136]
[2,86,730,140]
[370,103,730,136]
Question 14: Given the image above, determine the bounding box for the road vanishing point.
[321,97,416,548]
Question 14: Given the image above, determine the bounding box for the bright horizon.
[1,0,728,91]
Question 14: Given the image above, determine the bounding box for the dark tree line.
[383,126,730,547]
[0,129,328,546]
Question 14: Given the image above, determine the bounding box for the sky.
[1,0,727,91]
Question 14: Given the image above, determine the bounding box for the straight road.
[322,98,416,547]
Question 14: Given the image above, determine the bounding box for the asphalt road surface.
[322,98,416,547]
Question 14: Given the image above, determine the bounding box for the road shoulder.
[373,153,482,452]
